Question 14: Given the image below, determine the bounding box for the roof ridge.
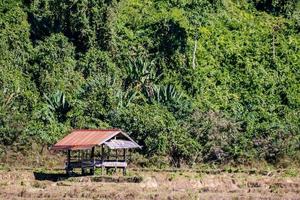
[72,128,121,132]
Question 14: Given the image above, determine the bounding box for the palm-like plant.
[124,57,163,97]
[44,90,71,122]
[116,89,138,108]
[153,84,183,104]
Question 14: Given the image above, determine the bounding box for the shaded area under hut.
[51,129,141,176]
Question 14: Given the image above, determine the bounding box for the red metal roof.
[52,129,122,150]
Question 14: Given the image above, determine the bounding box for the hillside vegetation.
[0,0,299,167]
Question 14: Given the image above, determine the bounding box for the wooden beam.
[108,148,111,160]
[115,149,118,172]
[123,149,127,176]
[91,147,95,160]
[67,150,71,168]
[123,149,126,161]
[101,144,104,175]
[66,149,71,175]
[91,147,95,175]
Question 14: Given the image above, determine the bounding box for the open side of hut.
[51,129,141,175]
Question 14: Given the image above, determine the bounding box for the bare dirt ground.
[0,168,300,200]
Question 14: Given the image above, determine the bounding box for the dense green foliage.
[0,0,299,166]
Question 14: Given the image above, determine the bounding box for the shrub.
[185,110,248,163]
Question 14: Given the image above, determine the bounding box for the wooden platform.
[66,159,127,175]
[96,161,127,168]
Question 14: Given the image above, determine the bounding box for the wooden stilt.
[108,148,110,160]
[91,147,95,175]
[81,150,85,175]
[123,149,126,161]
[101,145,104,175]
[66,149,71,175]
[115,149,118,173]
[123,149,127,176]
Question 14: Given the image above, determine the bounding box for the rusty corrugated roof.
[52,129,122,150]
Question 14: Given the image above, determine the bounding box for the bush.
[109,104,199,167]
[185,110,248,163]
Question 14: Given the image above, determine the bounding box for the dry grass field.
[0,167,300,200]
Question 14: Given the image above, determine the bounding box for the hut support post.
[123,149,126,161]
[90,147,95,175]
[123,149,126,175]
[81,150,85,175]
[66,149,71,175]
[101,145,104,175]
[115,149,118,173]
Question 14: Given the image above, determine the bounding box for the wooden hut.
[51,129,141,175]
